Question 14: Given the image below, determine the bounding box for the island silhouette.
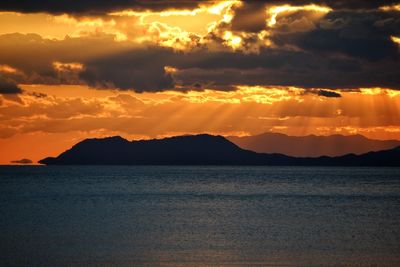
[39,134,400,166]
[228,132,400,157]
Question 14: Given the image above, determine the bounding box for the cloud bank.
[0,0,399,92]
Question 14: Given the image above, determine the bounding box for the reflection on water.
[0,166,400,267]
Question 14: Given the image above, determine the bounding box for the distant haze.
[228,133,400,157]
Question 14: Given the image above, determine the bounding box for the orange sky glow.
[1,0,400,164]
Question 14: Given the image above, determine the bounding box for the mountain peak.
[84,135,128,142]
[39,134,252,165]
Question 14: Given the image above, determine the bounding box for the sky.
[0,0,400,164]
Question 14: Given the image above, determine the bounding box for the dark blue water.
[1,166,400,267]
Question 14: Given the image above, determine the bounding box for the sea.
[0,166,400,267]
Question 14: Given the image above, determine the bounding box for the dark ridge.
[228,132,400,157]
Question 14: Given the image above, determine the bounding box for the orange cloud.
[0,64,18,74]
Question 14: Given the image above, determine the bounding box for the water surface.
[1,166,399,267]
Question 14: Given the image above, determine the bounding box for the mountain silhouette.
[39,134,400,166]
[228,132,400,157]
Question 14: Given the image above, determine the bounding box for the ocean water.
[0,166,400,267]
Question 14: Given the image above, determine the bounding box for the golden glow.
[223,31,242,49]
[208,1,242,16]
[110,9,198,18]
[0,1,331,51]
[392,36,400,45]
[127,0,241,50]
[380,4,400,11]
[53,61,84,72]
[109,0,240,35]
[0,64,18,74]
[164,66,178,74]
[143,21,201,50]
[53,15,116,27]
[105,1,241,49]
[0,12,71,39]
[267,4,332,27]
[110,1,241,18]
[359,88,400,98]
[359,88,384,95]
[235,86,303,103]
[1,84,400,164]
[50,14,130,41]
[387,90,400,98]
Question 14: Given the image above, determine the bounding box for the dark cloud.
[259,0,400,10]
[78,46,400,91]
[231,2,267,32]
[10,158,33,164]
[310,0,399,10]
[79,48,317,91]
[0,77,22,94]
[80,48,175,92]
[271,10,400,61]
[315,89,342,97]
[0,0,207,15]
[0,33,136,85]
[2,0,398,15]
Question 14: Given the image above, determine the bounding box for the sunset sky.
[1,0,400,164]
